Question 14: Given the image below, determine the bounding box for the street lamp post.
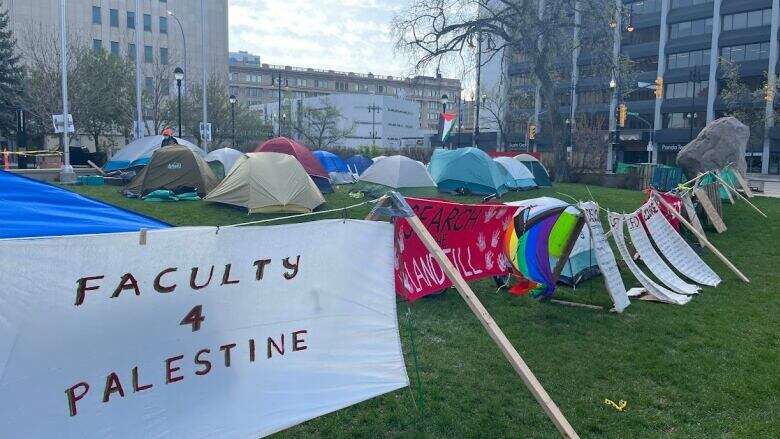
[174,67,184,136]
[368,91,380,147]
[167,10,187,94]
[457,98,463,149]
[58,0,75,183]
[229,95,237,149]
[688,66,699,141]
[272,73,288,137]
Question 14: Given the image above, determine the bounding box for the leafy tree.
[165,76,271,150]
[0,0,23,138]
[394,0,629,181]
[293,98,356,149]
[718,58,775,151]
[69,48,134,152]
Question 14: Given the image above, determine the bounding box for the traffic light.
[618,104,628,127]
[654,77,664,99]
[528,123,537,140]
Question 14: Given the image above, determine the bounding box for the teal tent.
[428,147,510,196]
[514,154,552,187]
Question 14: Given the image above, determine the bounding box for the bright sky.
[228,0,447,79]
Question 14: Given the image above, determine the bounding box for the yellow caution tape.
[604,399,627,411]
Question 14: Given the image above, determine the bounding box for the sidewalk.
[747,173,780,198]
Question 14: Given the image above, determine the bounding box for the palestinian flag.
[441,112,457,142]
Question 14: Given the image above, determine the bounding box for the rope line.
[405,302,425,421]
[220,198,379,228]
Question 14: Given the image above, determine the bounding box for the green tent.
[428,147,510,196]
[698,168,738,200]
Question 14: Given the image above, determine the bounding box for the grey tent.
[124,144,218,197]
[358,155,436,189]
[205,152,325,213]
[205,147,243,179]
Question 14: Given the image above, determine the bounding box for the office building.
[228,52,462,133]
[498,0,780,174]
[6,0,229,86]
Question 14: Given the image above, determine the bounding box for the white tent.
[358,155,436,189]
[372,155,387,162]
[205,152,325,213]
[105,135,203,172]
[493,157,537,190]
[205,147,243,178]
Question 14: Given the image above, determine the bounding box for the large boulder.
[676,117,748,177]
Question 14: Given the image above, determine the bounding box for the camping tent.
[514,154,552,187]
[494,156,537,190]
[312,150,355,184]
[124,144,218,197]
[0,170,169,239]
[205,147,243,179]
[254,137,333,193]
[505,197,598,286]
[372,155,387,162]
[428,147,510,196]
[105,135,204,171]
[358,155,435,189]
[345,154,373,176]
[205,152,325,213]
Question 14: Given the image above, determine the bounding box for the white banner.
[578,202,630,312]
[608,213,691,305]
[0,220,408,438]
[625,211,700,296]
[640,200,721,287]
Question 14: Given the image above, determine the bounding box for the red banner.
[642,189,682,230]
[394,198,519,301]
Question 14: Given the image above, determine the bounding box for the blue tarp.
[344,154,373,175]
[0,170,170,239]
[312,151,349,173]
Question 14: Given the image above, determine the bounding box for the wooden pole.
[681,193,707,246]
[653,192,749,283]
[550,299,603,310]
[405,214,580,437]
[732,171,754,198]
[712,172,767,218]
[693,187,727,233]
[370,193,579,438]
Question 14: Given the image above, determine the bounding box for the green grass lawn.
[72,183,779,438]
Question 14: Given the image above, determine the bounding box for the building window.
[159,17,168,34]
[721,42,770,62]
[160,47,168,65]
[92,6,101,25]
[160,79,170,96]
[722,9,772,32]
[664,81,709,99]
[670,0,712,9]
[245,74,261,83]
[314,79,328,88]
[128,43,136,61]
[664,112,706,128]
[145,77,154,94]
[629,0,662,15]
[143,14,152,32]
[667,49,710,69]
[92,39,102,53]
[669,18,712,39]
[296,78,307,87]
[110,41,120,56]
[110,9,119,27]
[336,81,348,91]
[144,45,153,63]
[127,11,135,29]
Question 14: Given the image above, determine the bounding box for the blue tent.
[105,135,204,172]
[0,170,169,239]
[312,151,355,184]
[344,154,373,175]
[428,147,510,196]
[312,150,348,172]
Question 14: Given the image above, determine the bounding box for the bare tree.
[393,0,624,181]
[719,58,775,151]
[293,98,356,149]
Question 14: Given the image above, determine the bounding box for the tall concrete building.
[495,0,780,175]
[228,51,462,133]
[5,0,229,86]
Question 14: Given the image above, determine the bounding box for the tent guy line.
[221,198,380,229]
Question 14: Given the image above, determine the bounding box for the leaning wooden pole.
[653,192,749,283]
[369,193,579,438]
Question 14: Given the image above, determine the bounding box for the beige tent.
[205,152,326,213]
